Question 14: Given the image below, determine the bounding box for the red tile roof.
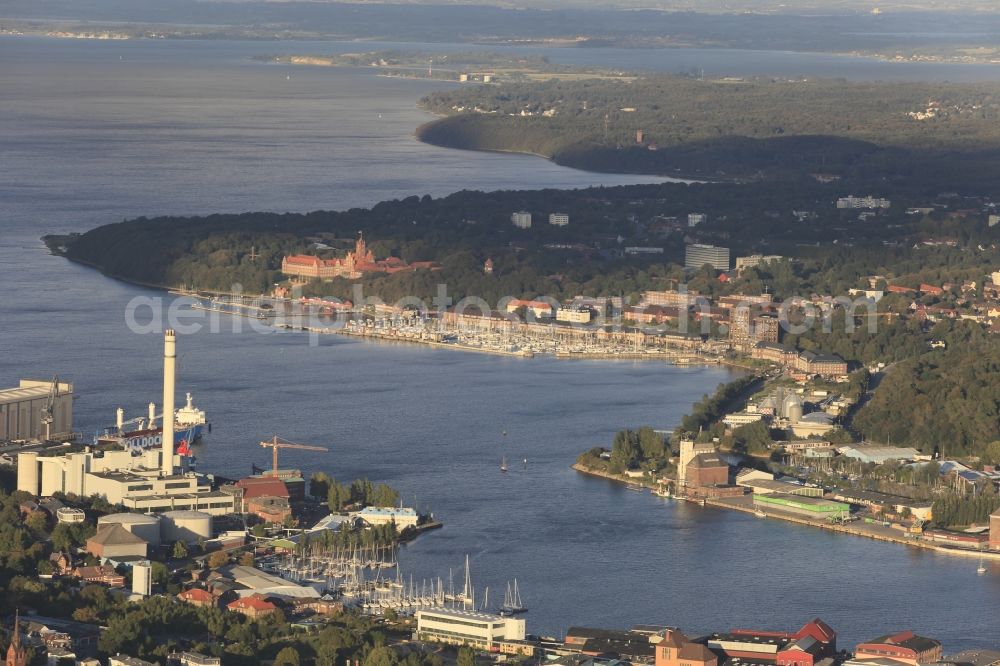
[228,595,277,612]
[179,588,214,603]
[794,618,836,644]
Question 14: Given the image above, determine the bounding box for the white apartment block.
[511,211,532,229]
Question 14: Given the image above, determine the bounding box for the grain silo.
[160,510,212,545]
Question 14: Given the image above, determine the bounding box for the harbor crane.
[40,375,60,441]
[258,435,328,477]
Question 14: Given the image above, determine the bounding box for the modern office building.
[549,213,570,226]
[685,244,730,271]
[415,609,526,650]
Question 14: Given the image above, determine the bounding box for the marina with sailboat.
[259,544,528,618]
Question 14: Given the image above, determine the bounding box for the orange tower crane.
[258,435,328,477]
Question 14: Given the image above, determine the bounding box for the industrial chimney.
[162,329,176,476]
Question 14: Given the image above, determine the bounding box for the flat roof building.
[353,506,419,529]
[753,494,850,521]
[685,244,730,271]
[838,446,923,465]
[415,609,525,650]
[854,631,942,666]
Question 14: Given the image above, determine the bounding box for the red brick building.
[707,619,836,665]
[178,588,216,608]
[233,477,289,506]
[795,352,848,378]
[227,595,279,620]
[656,630,718,666]
[246,496,292,524]
[685,453,730,488]
[281,234,438,281]
[777,619,837,666]
[853,631,941,665]
[72,565,126,588]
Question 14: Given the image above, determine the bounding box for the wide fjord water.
[1,36,998,646]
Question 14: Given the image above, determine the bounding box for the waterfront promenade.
[187,296,729,364]
[573,463,1000,561]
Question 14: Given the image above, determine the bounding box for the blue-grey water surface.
[1,36,998,650]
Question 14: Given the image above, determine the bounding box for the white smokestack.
[116,407,125,430]
[148,402,156,427]
[162,329,176,476]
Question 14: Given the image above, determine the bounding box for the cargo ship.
[95,392,210,456]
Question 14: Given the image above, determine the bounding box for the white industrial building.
[15,331,236,516]
[0,379,74,442]
[17,450,236,515]
[415,609,525,650]
[549,212,569,226]
[352,506,419,529]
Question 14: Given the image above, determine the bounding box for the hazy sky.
[7,0,1000,13]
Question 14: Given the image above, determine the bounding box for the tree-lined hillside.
[418,76,1000,186]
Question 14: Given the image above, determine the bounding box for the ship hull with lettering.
[95,392,209,456]
[100,425,203,454]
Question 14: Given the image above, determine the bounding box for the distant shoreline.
[5,30,1000,66]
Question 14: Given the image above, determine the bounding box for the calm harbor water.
[1,36,999,649]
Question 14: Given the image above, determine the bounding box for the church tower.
[354,231,374,264]
[6,610,27,666]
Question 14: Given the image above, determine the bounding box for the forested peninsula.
[416,75,1000,188]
